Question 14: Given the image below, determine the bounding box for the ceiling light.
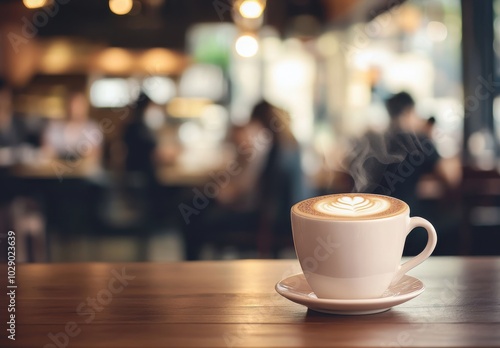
[95,48,135,74]
[109,0,133,15]
[23,0,47,9]
[239,0,264,19]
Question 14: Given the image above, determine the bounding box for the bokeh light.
[109,0,133,15]
[426,21,448,42]
[23,0,47,9]
[239,0,264,19]
[95,48,134,74]
[235,35,259,58]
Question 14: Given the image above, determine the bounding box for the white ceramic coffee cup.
[291,193,437,299]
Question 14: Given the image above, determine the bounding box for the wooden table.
[1,257,499,347]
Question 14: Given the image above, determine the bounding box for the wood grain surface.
[1,257,499,347]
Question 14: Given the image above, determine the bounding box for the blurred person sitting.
[0,79,47,168]
[346,92,460,253]
[348,92,459,206]
[42,92,104,257]
[183,100,306,260]
[0,79,46,262]
[43,92,103,176]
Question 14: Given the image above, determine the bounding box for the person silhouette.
[183,100,307,259]
[345,92,460,254]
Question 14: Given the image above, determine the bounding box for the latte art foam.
[294,194,408,220]
[315,196,390,217]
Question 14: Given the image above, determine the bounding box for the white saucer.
[275,273,424,315]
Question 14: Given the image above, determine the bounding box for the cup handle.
[391,217,438,285]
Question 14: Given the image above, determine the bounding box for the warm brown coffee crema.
[293,193,408,220]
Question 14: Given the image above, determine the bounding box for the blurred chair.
[460,168,500,255]
[11,198,46,262]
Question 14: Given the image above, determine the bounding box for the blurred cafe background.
[0,0,499,262]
